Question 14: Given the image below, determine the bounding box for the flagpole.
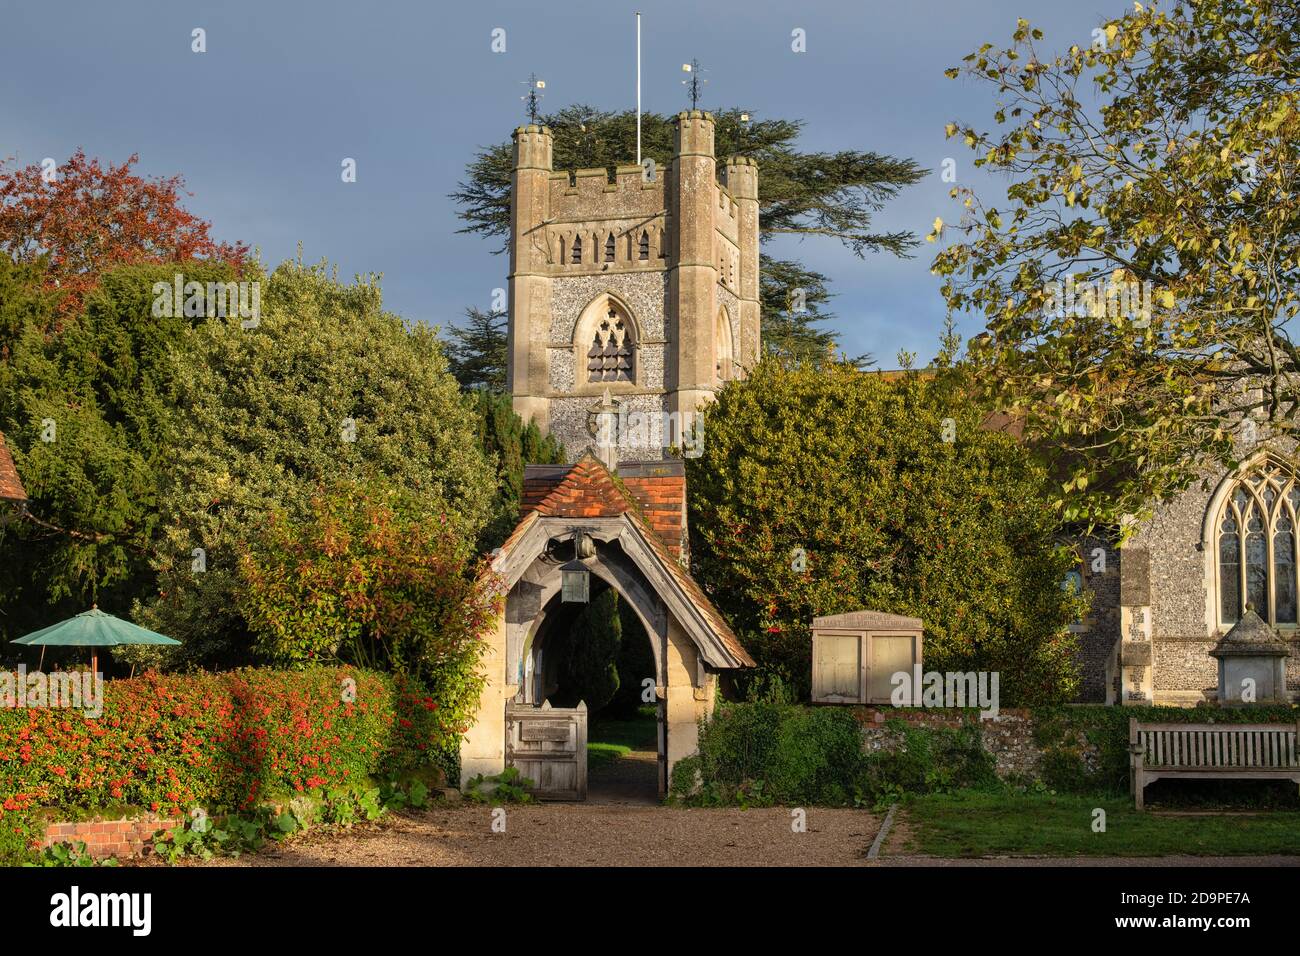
[636,12,642,166]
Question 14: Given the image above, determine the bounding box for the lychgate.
[460,455,753,798]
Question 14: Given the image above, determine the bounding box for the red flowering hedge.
[0,667,445,819]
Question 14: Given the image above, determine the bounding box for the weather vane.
[681,59,707,109]
[521,73,546,124]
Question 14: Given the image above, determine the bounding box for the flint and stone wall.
[854,707,1101,782]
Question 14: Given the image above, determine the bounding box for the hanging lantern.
[562,568,590,603]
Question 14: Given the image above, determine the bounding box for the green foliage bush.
[686,359,1086,705]
[673,701,1004,807]
[136,260,495,670]
[671,702,869,806]
[766,706,870,804]
[236,478,499,723]
[462,766,535,804]
[860,719,1000,802]
[0,260,236,645]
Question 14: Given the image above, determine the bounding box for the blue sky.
[1,0,1125,365]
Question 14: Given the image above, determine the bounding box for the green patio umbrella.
[12,605,180,673]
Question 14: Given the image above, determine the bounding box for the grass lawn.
[906,790,1300,857]
[587,707,657,770]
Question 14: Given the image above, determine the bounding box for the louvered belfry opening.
[587,305,634,383]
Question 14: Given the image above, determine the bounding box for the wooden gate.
[505,700,587,800]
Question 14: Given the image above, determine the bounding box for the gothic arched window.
[570,235,582,264]
[587,305,635,383]
[638,231,649,261]
[1214,462,1300,627]
[604,233,616,262]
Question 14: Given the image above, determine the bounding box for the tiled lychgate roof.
[507,454,752,667]
[530,455,633,519]
[0,432,27,503]
[523,458,688,559]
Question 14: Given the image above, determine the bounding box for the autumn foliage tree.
[932,1,1300,529]
[0,149,246,321]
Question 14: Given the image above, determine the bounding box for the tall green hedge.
[686,359,1087,705]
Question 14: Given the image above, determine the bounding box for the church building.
[494,109,1300,720]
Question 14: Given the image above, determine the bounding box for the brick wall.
[42,813,182,860]
[618,461,687,562]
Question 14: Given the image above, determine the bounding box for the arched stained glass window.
[1220,509,1240,624]
[1216,462,1300,627]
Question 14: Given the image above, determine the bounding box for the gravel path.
[184,801,1300,868]
[587,749,660,805]
[208,802,881,867]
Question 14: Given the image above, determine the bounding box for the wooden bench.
[1129,719,1300,810]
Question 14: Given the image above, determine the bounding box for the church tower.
[506,111,760,462]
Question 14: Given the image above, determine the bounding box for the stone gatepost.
[1119,547,1154,705]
